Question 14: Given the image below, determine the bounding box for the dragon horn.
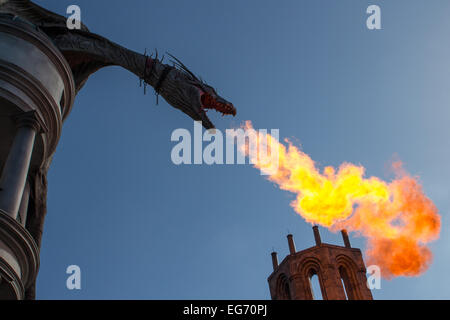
[166,52,200,81]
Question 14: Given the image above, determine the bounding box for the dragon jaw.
[199,87,236,129]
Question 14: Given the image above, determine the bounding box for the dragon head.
[148,54,236,129]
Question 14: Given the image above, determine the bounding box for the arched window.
[276,274,291,300]
[340,277,349,300]
[283,281,291,300]
[308,270,323,300]
[339,266,353,300]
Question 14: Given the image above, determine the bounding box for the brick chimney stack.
[287,234,296,254]
[312,226,322,246]
[271,252,279,271]
[341,229,351,248]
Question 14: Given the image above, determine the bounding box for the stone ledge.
[0,209,39,294]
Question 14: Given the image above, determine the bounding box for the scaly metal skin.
[0,0,236,299]
[49,29,236,128]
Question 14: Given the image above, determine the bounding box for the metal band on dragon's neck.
[154,66,172,94]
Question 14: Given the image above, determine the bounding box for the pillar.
[18,180,30,227]
[0,111,41,220]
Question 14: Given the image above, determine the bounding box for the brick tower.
[268,226,373,300]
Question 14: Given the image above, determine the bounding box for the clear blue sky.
[34,0,450,299]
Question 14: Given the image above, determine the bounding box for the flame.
[241,121,440,279]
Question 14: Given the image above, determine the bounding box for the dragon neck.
[49,29,170,93]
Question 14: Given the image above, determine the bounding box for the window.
[340,277,349,300]
[339,266,353,300]
[283,281,291,300]
[277,275,291,300]
[309,271,323,300]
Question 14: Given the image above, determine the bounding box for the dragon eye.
[206,86,217,95]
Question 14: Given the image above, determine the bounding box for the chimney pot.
[341,229,351,248]
[312,226,322,246]
[271,252,279,271]
[287,234,296,255]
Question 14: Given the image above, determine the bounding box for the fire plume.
[241,121,440,278]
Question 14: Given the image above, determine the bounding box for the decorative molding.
[0,209,39,292]
[0,14,75,119]
[13,110,48,132]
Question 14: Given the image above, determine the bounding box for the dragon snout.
[201,94,236,117]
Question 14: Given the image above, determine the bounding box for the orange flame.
[241,121,440,279]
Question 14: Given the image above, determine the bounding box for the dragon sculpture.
[0,0,236,299]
